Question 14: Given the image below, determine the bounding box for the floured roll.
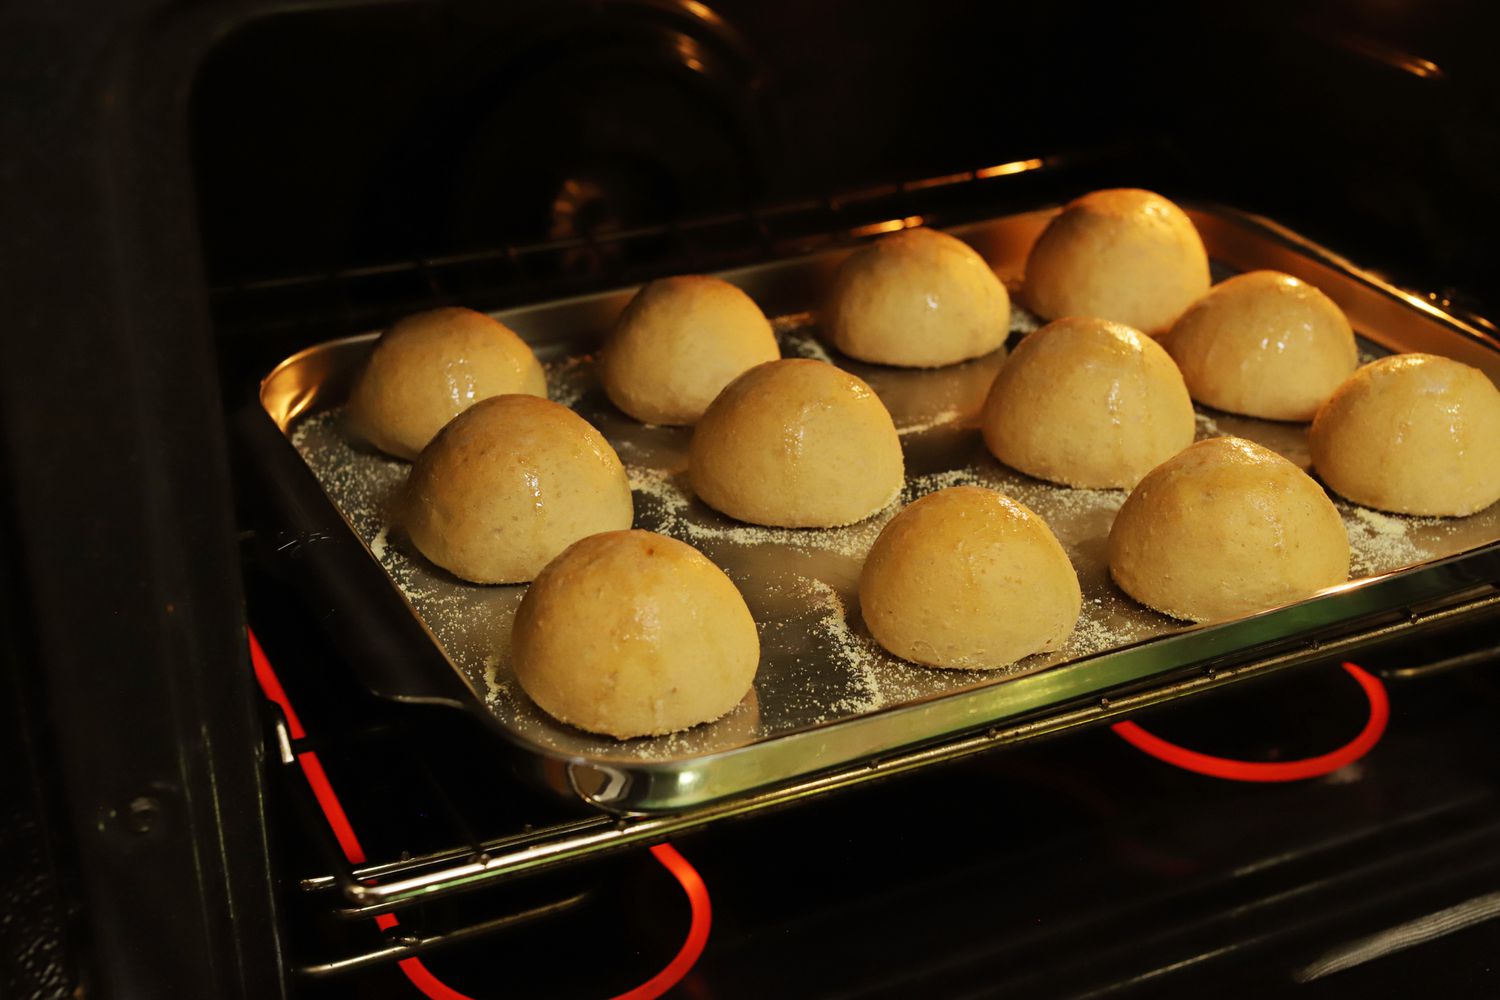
[404,395,632,584]
[690,359,904,527]
[1165,270,1357,421]
[981,316,1194,488]
[1310,353,1500,516]
[824,227,1010,367]
[602,275,780,425]
[1024,188,1209,335]
[512,530,759,739]
[1108,437,1349,623]
[859,486,1081,669]
[347,306,547,459]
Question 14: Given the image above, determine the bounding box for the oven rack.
[211,152,1496,403]
[264,588,1500,980]
[264,587,1500,946]
[209,149,1144,347]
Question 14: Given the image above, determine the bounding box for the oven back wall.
[193,0,1500,307]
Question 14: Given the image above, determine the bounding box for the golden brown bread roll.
[1165,270,1357,421]
[512,530,759,739]
[859,486,1081,669]
[404,395,632,584]
[1310,353,1500,516]
[347,306,547,459]
[690,359,904,527]
[1108,437,1349,623]
[601,275,780,425]
[981,316,1195,488]
[1024,189,1210,335]
[824,227,1011,368]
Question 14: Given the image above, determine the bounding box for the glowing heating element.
[1112,662,1389,782]
[248,629,711,999]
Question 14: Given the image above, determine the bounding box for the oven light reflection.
[976,157,1045,179]
[674,35,708,74]
[851,215,925,238]
[1332,32,1444,80]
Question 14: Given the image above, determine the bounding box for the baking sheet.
[262,205,1500,811]
[286,306,1498,766]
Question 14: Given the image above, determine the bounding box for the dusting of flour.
[284,316,1494,765]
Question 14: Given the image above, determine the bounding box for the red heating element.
[250,623,1387,995]
[1111,662,1389,782]
[248,629,710,1000]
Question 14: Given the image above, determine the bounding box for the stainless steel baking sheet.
[262,205,1500,813]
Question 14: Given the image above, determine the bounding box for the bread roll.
[1310,354,1500,516]
[347,306,547,459]
[1108,437,1349,623]
[602,275,780,425]
[690,359,904,527]
[825,227,1010,367]
[404,395,632,584]
[981,316,1194,488]
[1165,270,1357,421]
[859,486,1081,670]
[1024,189,1210,335]
[512,530,759,739]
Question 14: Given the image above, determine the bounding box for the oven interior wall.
[195,0,1500,317]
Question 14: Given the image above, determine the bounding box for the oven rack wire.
[258,587,1499,976]
[261,590,1500,980]
[211,154,1496,398]
[209,150,1144,346]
